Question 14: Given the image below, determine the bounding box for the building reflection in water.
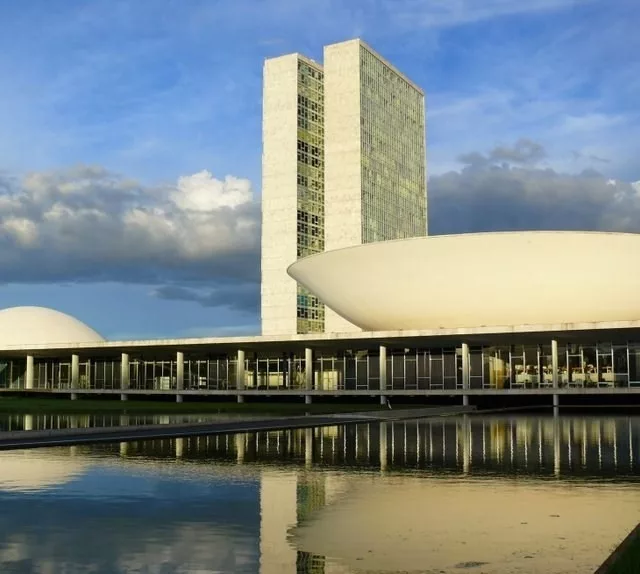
[0,412,232,433]
[94,414,638,479]
[113,414,640,573]
[0,414,639,573]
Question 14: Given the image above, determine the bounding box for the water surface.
[0,413,638,573]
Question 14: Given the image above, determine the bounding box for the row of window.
[297,223,322,237]
[298,117,324,133]
[297,139,322,157]
[297,93,323,113]
[360,54,415,94]
[297,307,324,320]
[298,60,323,81]
[297,174,324,189]
[358,49,426,246]
[297,107,322,123]
[297,210,322,226]
[298,130,323,149]
[297,152,323,168]
[297,281,324,333]
[296,235,323,257]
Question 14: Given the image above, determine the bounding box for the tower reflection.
[107,414,639,573]
[0,414,639,573]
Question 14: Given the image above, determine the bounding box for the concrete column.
[462,394,470,407]
[176,394,183,403]
[120,393,128,401]
[462,415,471,474]
[553,416,561,477]
[121,353,130,390]
[176,351,184,391]
[461,343,470,390]
[237,395,245,403]
[236,433,245,464]
[286,353,293,388]
[379,422,388,471]
[70,393,78,401]
[25,355,34,390]
[236,350,245,390]
[379,345,387,405]
[304,348,313,391]
[305,395,312,405]
[305,428,313,468]
[553,393,559,416]
[176,437,184,459]
[24,414,33,431]
[252,352,259,389]
[71,354,80,388]
[551,339,559,388]
[119,442,129,457]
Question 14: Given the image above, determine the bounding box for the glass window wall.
[5,339,640,395]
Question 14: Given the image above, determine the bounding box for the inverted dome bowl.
[287,231,640,331]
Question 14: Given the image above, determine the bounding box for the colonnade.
[12,339,614,407]
[19,347,323,403]
[110,415,636,478]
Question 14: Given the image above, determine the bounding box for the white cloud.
[1,218,39,247]
[173,171,253,211]
[0,166,260,290]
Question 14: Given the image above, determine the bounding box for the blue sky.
[0,0,638,339]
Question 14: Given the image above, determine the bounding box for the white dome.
[0,306,105,347]
[288,231,640,331]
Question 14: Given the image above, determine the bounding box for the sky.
[0,0,638,339]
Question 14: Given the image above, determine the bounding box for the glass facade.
[4,339,640,392]
[359,45,427,243]
[296,58,325,334]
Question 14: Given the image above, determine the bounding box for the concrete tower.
[261,39,427,335]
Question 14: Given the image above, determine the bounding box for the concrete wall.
[323,40,364,334]
[261,55,300,335]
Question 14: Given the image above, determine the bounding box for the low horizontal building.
[2,308,640,405]
[2,232,640,404]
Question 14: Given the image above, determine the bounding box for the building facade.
[261,54,326,337]
[323,40,427,333]
[4,323,640,407]
[261,39,427,337]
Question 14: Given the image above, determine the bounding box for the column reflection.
[58,415,636,481]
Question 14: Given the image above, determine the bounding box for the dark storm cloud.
[429,140,640,235]
[152,284,259,314]
[457,139,546,170]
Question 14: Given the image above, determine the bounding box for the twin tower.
[261,39,427,336]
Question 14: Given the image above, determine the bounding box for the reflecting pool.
[0,413,639,573]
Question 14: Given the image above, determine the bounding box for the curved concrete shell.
[287,231,640,331]
[0,306,104,347]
